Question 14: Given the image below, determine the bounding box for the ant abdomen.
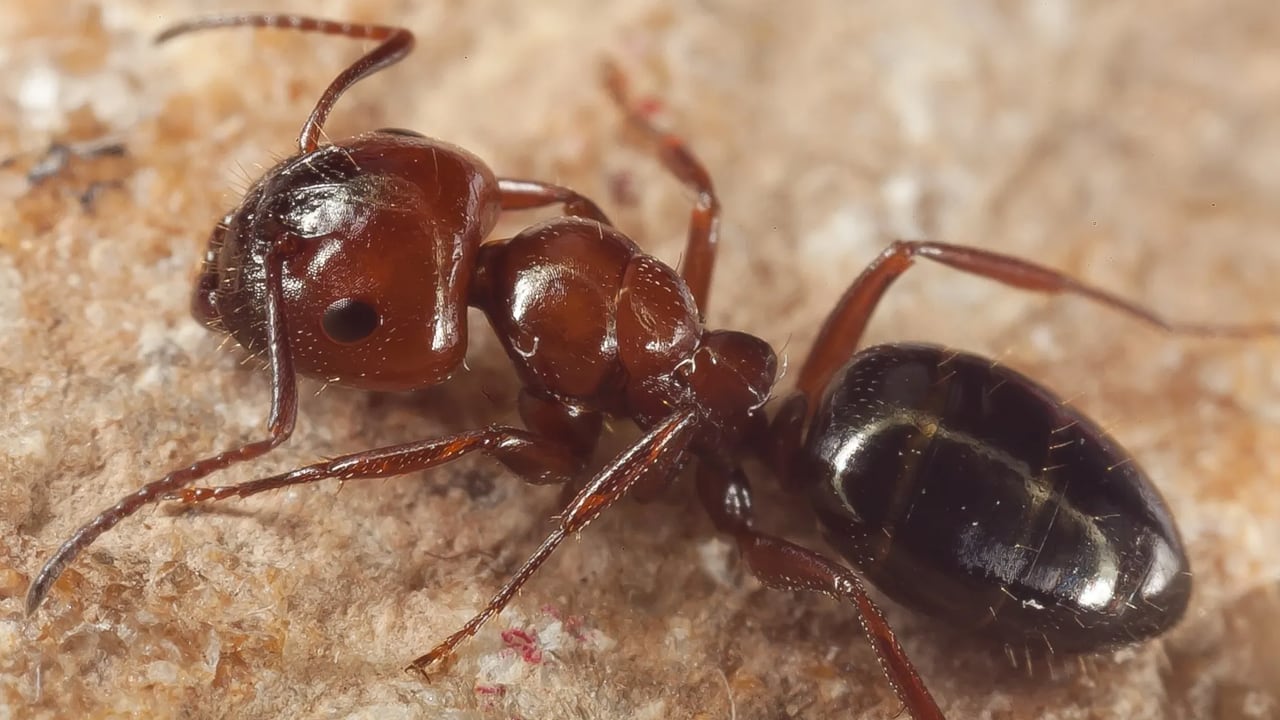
[198,131,501,390]
[801,343,1190,652]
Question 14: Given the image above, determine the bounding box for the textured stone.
[4,1,1279,718]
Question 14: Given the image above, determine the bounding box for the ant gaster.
[25,15,1278,720]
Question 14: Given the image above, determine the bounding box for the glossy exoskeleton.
[803,343,1188,653]
[25,14,1275,720]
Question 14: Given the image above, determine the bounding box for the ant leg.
[696,460,944,720]
[517,389,602,460]
[171,393,602,509]
[157,15,414,154]
[796,239,1280,407]
[518,390,604,504]
[497,178,613,225]
[27,246,300,614]
[407,409,700,676]
[167,426,588,506]
[603,63,720,317]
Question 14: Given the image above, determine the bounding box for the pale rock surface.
[3,1,1279,719]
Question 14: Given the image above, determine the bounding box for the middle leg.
[171,390,606,505]
[604,62,721,318]
[167,425,585,505]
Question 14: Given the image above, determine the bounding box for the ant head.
[193,131,501,391]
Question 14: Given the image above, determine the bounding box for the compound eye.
[322,298,380,344]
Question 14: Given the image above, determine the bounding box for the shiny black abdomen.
[802,343,1190,652]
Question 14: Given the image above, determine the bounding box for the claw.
[405,646,455,680]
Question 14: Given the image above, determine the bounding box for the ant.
[24,14,1278,720]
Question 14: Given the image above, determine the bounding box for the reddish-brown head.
[193,131,501,390]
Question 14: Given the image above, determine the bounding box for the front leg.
[497,178,613,225]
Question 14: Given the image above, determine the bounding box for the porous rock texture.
[2,1,1279,719]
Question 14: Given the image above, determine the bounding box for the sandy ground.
[2,1,1280,718]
